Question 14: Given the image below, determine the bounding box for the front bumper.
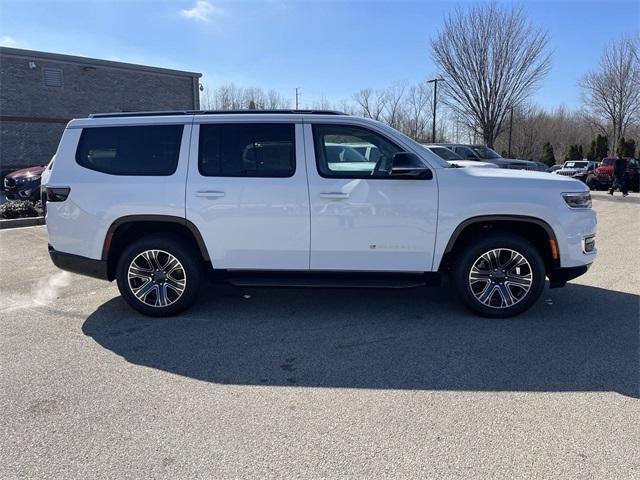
[547,264,591,288]
[3,180,42,200]
[48,245,109,280]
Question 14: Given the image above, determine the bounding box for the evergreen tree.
[541,142,556,166]
[587,140,596,160]
[595,135,608,160]
[587,135,608,161]
[616,137,637,157]
[565,144,583,161]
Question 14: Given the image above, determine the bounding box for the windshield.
[602,158,615,166]
[471,146,502,159]
[428,146,462,161]
[564,161,588,168]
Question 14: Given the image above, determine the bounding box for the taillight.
[46,187,70,202]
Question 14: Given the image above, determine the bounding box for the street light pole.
[427,78,445,143]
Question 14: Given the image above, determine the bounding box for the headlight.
[562,191,592,208]
[15,175,40,185]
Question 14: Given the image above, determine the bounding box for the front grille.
[557,171,575,176]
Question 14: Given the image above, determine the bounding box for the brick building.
[0,47,201,175]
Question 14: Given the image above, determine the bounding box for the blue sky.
[1,0,638,109]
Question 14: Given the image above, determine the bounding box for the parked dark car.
[438,144,540,171]
[587,157,639,192]
[3,166,45,202]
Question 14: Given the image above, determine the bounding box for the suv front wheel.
[116,235,202,317]
[452,233,546,318]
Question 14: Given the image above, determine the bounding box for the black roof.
[89,109,346,119]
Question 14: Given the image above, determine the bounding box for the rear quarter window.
[75,125,184,176]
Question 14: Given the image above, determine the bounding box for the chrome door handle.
[319,192,350,199]
[195,191,225,198]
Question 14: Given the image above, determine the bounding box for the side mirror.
[390,152,433,179]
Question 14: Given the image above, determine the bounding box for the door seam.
[301,118,312,270]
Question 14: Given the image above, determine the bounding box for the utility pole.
[427,78,444,143]
[507,107,514,157]
[295,87,301,110]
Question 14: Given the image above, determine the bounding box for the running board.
[217,271,440,289]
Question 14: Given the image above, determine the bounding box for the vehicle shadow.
[82,283,639,397]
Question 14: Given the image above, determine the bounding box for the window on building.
[198,123,295,177]
[76,125,184,176]
[43,68,64,88]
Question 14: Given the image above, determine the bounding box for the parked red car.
[587,157,639,192]
[2,166,46,202]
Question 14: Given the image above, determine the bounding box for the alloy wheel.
[127,249,186,307]
[468,248,533,309]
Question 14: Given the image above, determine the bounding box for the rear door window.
[198,123,295,177]
[76,125,184,175]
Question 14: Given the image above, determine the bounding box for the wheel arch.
[102,215,210,280]
[438,215,560,273]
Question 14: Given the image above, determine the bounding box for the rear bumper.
[48,245,109,281]
[547,264,591,288]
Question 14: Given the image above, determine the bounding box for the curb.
[0,217,45,229]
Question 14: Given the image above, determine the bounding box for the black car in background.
[437,144,543,171]
[3,166,45,202]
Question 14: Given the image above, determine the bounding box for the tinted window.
[313,124,402,178]
[429,147,461,160]
[76,125,183,176]
[454,146,478,159]
[199,123,295,177]
[471,146,502,159]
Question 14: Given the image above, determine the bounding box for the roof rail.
[89,109,346,119]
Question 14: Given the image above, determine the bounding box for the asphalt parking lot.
[1,191,638,479]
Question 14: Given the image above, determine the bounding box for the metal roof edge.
[0,47,202,78]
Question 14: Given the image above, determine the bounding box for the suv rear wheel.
[452,233,545,318]
[115,235,202,317]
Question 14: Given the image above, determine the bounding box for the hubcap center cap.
[491,271,506,281]
[152,271,167,283]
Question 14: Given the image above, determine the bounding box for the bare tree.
[353,88,387,121]
[431,2,551,147]
[382,81,408,129]
[200,83,291,110]
[580,35,640,154]
[403,81,432,141]
[266,89,291,109]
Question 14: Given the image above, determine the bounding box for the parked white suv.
[45,110,597,318]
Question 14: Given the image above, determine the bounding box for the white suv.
[45,110,597,318]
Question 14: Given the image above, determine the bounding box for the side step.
[219,271,440,289]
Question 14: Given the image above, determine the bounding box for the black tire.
[451,233,546,318]
[116,235,202,317]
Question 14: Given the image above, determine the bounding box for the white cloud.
[180,1,221,23]
[0,36,21,48]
